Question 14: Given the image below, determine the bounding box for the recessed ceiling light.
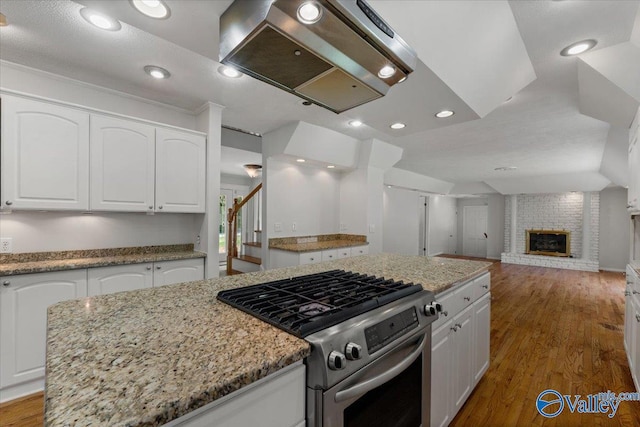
[144,65,170,79]
[297,2,322,24]
[80,8,121,31]
[435,110,455,118]
[0,13,8,27]
[296,158,306,163]
[218,65,242,78]
[348,120,363,127]
[560,39,597,56]
[327,165,335,169]
[130,0,171,19]
[390,122,406,130]
[378,65,396,79]
[504,96,513,103]
[494,166,518,171]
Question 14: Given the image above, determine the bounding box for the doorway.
[463,205,488,257]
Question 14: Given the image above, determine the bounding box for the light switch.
[369,224,375,233]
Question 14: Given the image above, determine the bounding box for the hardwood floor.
[450,262,640,427]
[1,262,637,427]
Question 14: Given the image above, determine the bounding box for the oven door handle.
[334,334,425,403]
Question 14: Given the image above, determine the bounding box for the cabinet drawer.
[432,291,455,331]
[351,246,369,256]
[472,273,491,300]
[449,281,475,316]
[300,252,322,265]
[322,249,338,262]
[337,248,351,259]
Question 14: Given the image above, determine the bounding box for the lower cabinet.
[164,362,305,427]
[431,272,491,427]
[270,245,369,268]
[625,265,640,392]
[88,259,205,296]
[0,270,87,402]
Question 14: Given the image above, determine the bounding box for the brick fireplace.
[501,192,599,272]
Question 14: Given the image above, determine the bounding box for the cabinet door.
[153,259,204,287]
[451,304,473,417]
[321,249,338,262]
[629,135,639,211]
[1,95,89,210]
[632,301,640,392]
[87,264,153,296]
[472,292,491,387]
[626,284,635,358]
[431,321,453,427]
[155,128,206,213]
[337,248,351,259]
[90,115,155,212]
[351,246,369,256]
[0,270,87,393]
[299,252,322,265]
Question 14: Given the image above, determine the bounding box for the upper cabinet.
[1,95,90,210]
[630,107,640,213]
[1,93,207,213]
[156,128,206,213]
[91,115,156,212]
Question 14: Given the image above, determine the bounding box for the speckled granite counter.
[0,245,206,276]
[269,233,367,253]
[45,254,491,426]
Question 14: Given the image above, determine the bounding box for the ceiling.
[0,0,638,193]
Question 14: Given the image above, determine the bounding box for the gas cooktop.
[216,270,424,338]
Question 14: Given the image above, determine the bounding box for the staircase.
[227,183,262,275]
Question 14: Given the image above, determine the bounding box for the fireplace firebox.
[526,230,571,257]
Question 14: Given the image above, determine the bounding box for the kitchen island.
[44,254,491,426]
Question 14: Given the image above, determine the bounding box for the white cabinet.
[351,245,369,256]
[0,270,87,401]
[451,304,473,415]
[153,259,205,287]
[165,362,305,427]
[337,248,351,259]
[321,249,338,262]
[156,128,206,213]
[472,292,491,386]
[629,134,639,212]
[626,266,640,392]
[90,115,155,212]
[1,95,89,210]
[431,272,491,427]
[89,259,204,295]
[299,251,322,265]
[88,264,153,296]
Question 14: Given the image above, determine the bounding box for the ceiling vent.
[219,0,417,113]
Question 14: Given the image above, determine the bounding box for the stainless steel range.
[217,270,441,427]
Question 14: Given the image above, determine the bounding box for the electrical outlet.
[0,238,13,253]
[274,222,282,232]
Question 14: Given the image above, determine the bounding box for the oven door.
[320,328,430,427]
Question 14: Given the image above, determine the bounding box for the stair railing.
[227,182,262,275]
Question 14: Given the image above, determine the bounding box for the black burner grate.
[216,270,423,337]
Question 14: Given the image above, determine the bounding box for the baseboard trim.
[599,267,626,273]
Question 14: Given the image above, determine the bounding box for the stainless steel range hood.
[219,0,417,113]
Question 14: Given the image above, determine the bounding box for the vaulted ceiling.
[0,0,638,194]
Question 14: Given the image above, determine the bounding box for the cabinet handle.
[451,326,458,332]
[158,206,163,210]
[5,201,12,206]
[2,281,9,287]
[146,266,152,270]
[636,314,640,323]
[464,296,471,301]
[626,291,632,296]
[482,285,488,289]
[149,206,153,210]
[633,291,640,295]
[310,257,314,261]
[455,323,462,329]
[442,311,448,317]
[156,266,161,270]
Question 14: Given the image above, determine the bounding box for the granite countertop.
[0,245,206,276]
[269,233,367,253]
[45,254,491,426]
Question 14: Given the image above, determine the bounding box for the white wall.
[599,187,630,271]
[0,212,198,253]
[428,196,457,256]
[383,187,421,255]
[339,169,368,236]
[266,159,340,238]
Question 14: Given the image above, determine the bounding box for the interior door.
[462,206,488,258]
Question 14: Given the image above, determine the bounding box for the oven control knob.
[423,304,437,316]
[434,302,443,312]
[345,342,362,360]
[328,351,347,370]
